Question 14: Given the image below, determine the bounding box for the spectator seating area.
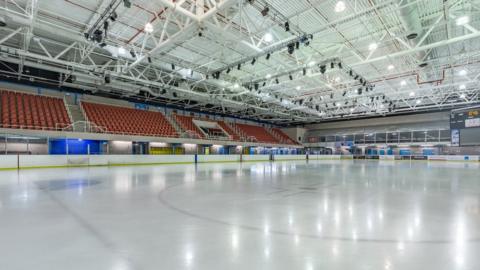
[271,128,298,145]
[232,123,280,144]
[81,102,177,137]
[1,90,71,130]
[0,90,297,146]
[172,114,205,138]
[218,121,241,141]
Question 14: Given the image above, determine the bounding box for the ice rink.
[0,160,479,270]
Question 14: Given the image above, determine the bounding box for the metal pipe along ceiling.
[398,0,427,67]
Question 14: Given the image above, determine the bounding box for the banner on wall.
[451,129,460,147]
[134,103,149,110]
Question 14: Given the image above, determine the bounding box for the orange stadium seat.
[81,102,177,137]
[231,123,280,144]
[0,91,71,130]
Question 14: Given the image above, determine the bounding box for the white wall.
[282,127,306,143]
[197,155,240,163]
[15,155,195,168]
[0,156,18,169]
[183,144,198,154]
[18,155,68,168]
[0,143,48,155]
[242,155,270,162]
[1,154,479,170]
[305,112,450,136]
[273,155,307,161]
[308,154,345,160]
[108,141,132,154]
[106,155,194,165]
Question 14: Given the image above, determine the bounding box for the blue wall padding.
[423,149,434,156]
[49,139,103,155]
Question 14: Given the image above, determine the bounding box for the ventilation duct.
[0,1,8,27]
[399,0,428,68]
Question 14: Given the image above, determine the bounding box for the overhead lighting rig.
[210,33,314,78]
[84,0,131,45]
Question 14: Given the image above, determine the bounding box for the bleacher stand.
[81,102,177,137]
[1,90,71,130]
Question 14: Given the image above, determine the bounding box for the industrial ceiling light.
[266,74,272,79]
[456,16,470,26]
[261,6,270,16]
[388,65,394,70]
[0,17,6,27]
[118,46,126,55]
[308,61,316,67]
[296,86,301,90]
[400,80,407,86]
[334,1,346,12]
[368,43,378,51]
[93,29,103,43]
[145,22,154,33]
[287,43,295,54]
[459,84,466,90]
[263,32,273,43]
[459,69,468,76]
[233,83,239,89]
[319,65,326,74]
[416,100,421,104]
[110,12,118,22]
[409,91,415,97]
[460,93,466,99]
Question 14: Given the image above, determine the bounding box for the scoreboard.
[450,107,480,146]
[450,108,480,129]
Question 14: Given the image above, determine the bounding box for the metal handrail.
[0,123,69,131]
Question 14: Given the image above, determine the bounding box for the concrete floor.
[0,160,479,270]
